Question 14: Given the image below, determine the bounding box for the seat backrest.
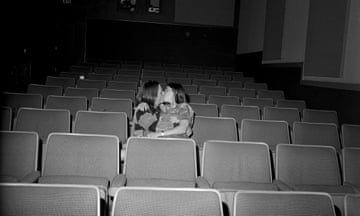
[218,81,243,89]
[46,76,76,90]
[276,99,306,113]
[208,95,239,109]
[190,103,218,117]
[167,77,192,85]
[71,65,92,72]
[14,108,70,143]
[112,187,223,216]
[202,141,272,186]
[43,133,119,179]
[221,105,260,127]
[141,76,166,84]
[234,191,335,216]
[76,79,107,91]
[263,107,300,130]
[341,124,360,148]
[242,97,274,113]
[210,75,232,81]
[94,67,117,74]
[101,89,135,103]
[27,84,62,104]
[74,111,127,144]
[113,74,140,82]
[91,97,133,121]
[165,72,187,78]
[302,109,339,127]
[243,82,268,91]
[183,85,198,94]
[0,106,12,130]
[192,116,238,147]
[0,93,43,117]
[276,144,341,186]
[199,86,226,97]
[344,194,360,216]
[188,94,205,104]
[124,137,197,181]
[107,81,138,92]
[192,79,217,87]
[86,73,113,81]
[188,73,210,80]
[60,71,87,80]
[45,95,87,121]
[0,131,38,180]
[64,87,98,105]
[342,147,360,187]
[228,88,256,100]
[240,119,290,151]
[257,90,285,102]
[233,77,255,82]
[0,183,100,216]
[118,69,141,77]
[293,122,341,151]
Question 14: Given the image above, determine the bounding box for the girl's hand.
[136,102,149,112]
[147,132,160,138]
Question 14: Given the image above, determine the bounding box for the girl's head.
[137,80,163,107]
[163,83,188,104]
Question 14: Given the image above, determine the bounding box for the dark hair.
[167,83,188,103]
[137,80,160,107]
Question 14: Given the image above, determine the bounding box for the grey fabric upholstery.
[193,79,217,87]
[45,76,76,90]
[218,81,243,89]
[183,85,198,94]
[112,187,223,216]
[101,89,135,103]
[342,124,360,148]
[293,122,341,151]
[107,81,138,92]
[240,119,290,151]
[27,84,62,104]
[190,103,218,117]
[64,87,98,105]
[0,131,39,183]
[77,79,107,91]
[208,95,240,109]
[87,73,113,81]
[303,108,339,127]
[188,94,205,103]
[201,141,277,190]
[221,105,260,128]
[0,106,12,130]
[276,99,306,113]
[263,107,300,130]
[342,148,360,189]
[242,97,274,113]
[91,97,133,120]
[14,108,70,143]
[243,82,268,91]
[0,183,100,216]
[257,90,285,102]
[344,194,360,216]
[228,88,256,100]
[199,86,226,97]
[234,191,335,216]
[192,116,238,148]
[45,95,87,120]
[113,75,139,82]
[0,92,43,117]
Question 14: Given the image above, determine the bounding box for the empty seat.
[232,76,255,82]
[188,94,206,103]
[208,95,239,109]
[0,131,39,183]
[64,87,98,105]
[293,122,341,151]
[229,88,256,101]
[0,183,100,216]
[101,89,135,103]
[200,141,278,190]
[243,82,268,91]
[302,109,339,127]
[166,77,192,85]
[221,105,260,128]
[165,72,186,78]
[14,108,70,143]
[118,69,141,77]
[113,74,139,82]
[276,99,306,113]
[257,90,285,103]
[199,86,226,97]
[73,111,128,144]
[193,79,217,87]
[111,187,223,216]
[45,76,76,90]
[0,106,12,130]
[234,191,335,216]
[86,73,113,81]
[341,124,360,148]
[45,95,87,121]
[76,79,106,91]
[0,92,43,118]
[192,116,238,148]
[71,65,92,72]
[342,148,360,191]
[240,119,290,151]
[94,66,117,74]
[27,84,62,104]
[107,81,138,92]
[344,194,360,216]
[190,103,218,117]
[183,85,198,94]
[142,70,164,77]
[276,144,355,194]
[141,76,167,84]
[210,74,232,81]
[263,107,300,130]
[109,137,198,196]
[60,71,87,80]
[218,81,243,89]
[91,97,132,120]
[188,73,210,80]
[242,97,274,113]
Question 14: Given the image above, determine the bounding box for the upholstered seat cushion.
[294,184,356,195]
[126,178,195,188]
[213,181,279,191]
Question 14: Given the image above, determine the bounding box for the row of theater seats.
[2,183,359,216]
[1,131,359,215]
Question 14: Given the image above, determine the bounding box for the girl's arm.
[147,119,189,138]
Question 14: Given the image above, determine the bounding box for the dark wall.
[86,19,236,66]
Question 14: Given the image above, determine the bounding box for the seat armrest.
[109,174,127,197]
[273,179,294,191]
[196,176,211,188]
[20,171,41,183]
